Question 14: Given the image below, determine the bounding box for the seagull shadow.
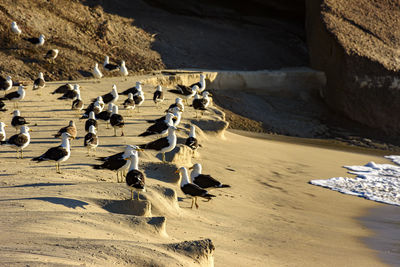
[0,197,89,209]
[78,70,93,77]
[0,182,75,188]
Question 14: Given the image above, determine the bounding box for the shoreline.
[232,128,399,266]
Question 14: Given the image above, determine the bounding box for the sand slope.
[0,75,390,266]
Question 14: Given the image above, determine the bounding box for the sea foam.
[310,156,400,206]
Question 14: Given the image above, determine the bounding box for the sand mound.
[167,239,215,267]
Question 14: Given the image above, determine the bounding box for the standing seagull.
[167,98,184,113]
[182,85,198,105]
[32,132,71,173]
[176,166,215,209]
[11,21,22,38]
[85,111,98,132]
[123,93,135,116]
[120,81,141,96]
[11,110,29,132]
[138,112,175,137]
[139,125,178,163]
[120,60,128,77]
[1,125,31,159]
[153,85,164,106]
[110,105,125,136]
[0,85,25,108]
[96,85,118,104]
[124,150,146,200]
[133,87,145,113]
[84,125,98,156]
[93,63,103,79]
[185,125,201,151]
[0,76,12,96]
[190,163,230,189]
[103,56,119,72]
[0,122,6,141]
[44,49,59,62]
[192,91,212,117]
[54,120,77,139]
[92,145,140,183]
[71,91,84,111]
[24,34,45,47]
[33,72,45,91]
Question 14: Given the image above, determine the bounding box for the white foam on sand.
[310,157,400,206]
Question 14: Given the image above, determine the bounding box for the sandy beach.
[0,76,392,266]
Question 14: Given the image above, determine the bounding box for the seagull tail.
[168,89,183,95]
[146,119,156,123]
[203,193,216,199]
[0,141,6,145]
[138,144,147,149]
[31,156,44,162]
[218,184,231,188]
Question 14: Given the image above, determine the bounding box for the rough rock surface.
[306,0,400,135]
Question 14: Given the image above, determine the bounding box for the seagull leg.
[20,150,23,159]
[137,191,140,200]
[131,189,134,200]
[106,122,109,129]
[121,129,124,136]
[190,198,194,209]
[116,172,119,183]
[16,149,19,159]
[113,128,117,137]
[195,197,199,209]
[162,153,166,163]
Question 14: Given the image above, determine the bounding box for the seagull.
[84,125,98,156]
[32,132,71,173]
[139,125,178,163]
[0,76,13,96]
[193,74,206,93]
[167,97,184,113]
[0,122,6,141]
[120,81,141,96]
[0,85,25,108]
[192,91,212,117]
[123,93,135,116]
[11,21,22,37]
[153,85,164,106]
[190,163,230,189]
[24,34,45,46]
[96,103,113,128]
[1,125,31,159]
[133,86,144,113]
[103,56,119,72]
[54,120,77,139]
[44,49,59,62]
[92,145,141,183]
[176,166,215,209]
[138,112,175,137]
[95,84,118,104]
[32,72,45,90]
[71,91,84,111]
[110,105,125,136]
[120,60,128,76]
[185,125,201,151]
[58,84,80,100]
[93,63,103,79]
[11,110,29,133]
[124,150,146,200]
[51,83,72,95]
[171,75,205,95]
[85,111,98,132]
[80,96,103,119]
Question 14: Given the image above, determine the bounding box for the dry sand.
[0,75,391,266]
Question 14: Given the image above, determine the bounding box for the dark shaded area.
[0,197,88,209]
[81,0,308,71]
[0,182,75,188]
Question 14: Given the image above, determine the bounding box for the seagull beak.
[135,148,144,152]
[123,157,129,160]
[175,170,180,174]
[4,125,8,127]
[189,165,194,170]
[29,129,33,132]
[208,93,213,96]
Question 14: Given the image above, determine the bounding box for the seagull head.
[156,85,162,91]
[112,85,118,95]
[13,110,20,117]
[112,104,119,114]
[73,84,80,91]
[20,125,31,134]
[39,72,44,79]
[107,103,114,111]
[189,163,202,172]
[89,111,96,120]
[17,85,24,92]
[6,76,12,82]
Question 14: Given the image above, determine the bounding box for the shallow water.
[361,205,400,266]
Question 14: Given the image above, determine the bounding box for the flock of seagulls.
[0,21,230,210]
